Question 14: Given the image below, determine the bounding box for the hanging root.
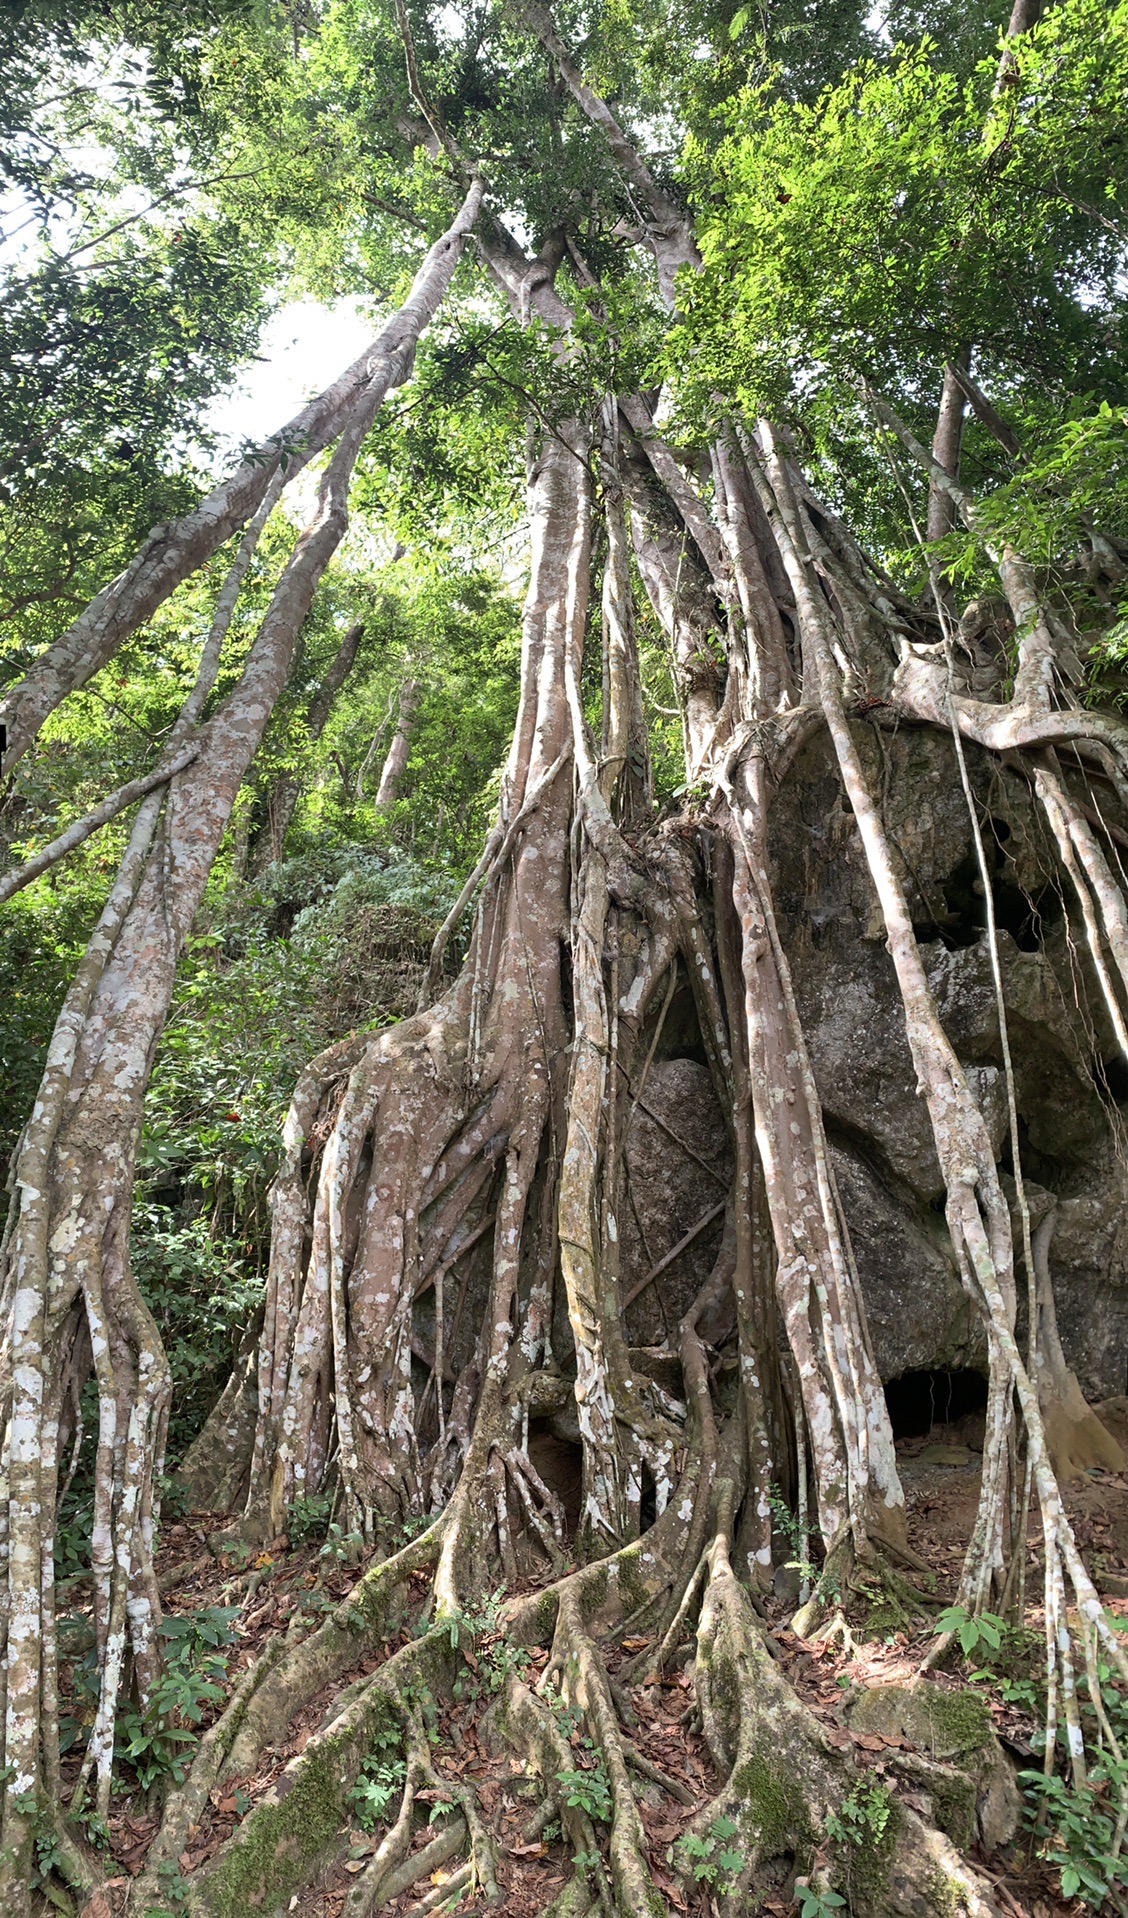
[170,1623,458,1917]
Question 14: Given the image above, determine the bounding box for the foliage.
[349,1724,408,1831]
[1022,1763,1128,1907]
[675,1813,746,1888]
[825,1775,894,1851]
[133,1208,262,1460]
[794,1886,846,1918]
[933,1604,1006,1658]
[286,1495,333,1546]
[673,0,1128,610]
[558,1757,613,1824]
[680,0,1128,412]
[117,1606,240,1791]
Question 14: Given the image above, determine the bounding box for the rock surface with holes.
[768,725,1128,1397]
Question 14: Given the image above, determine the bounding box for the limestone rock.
[849,1680,1021,1853]
[619,1055,732,1344]
[766,725,1128,1394]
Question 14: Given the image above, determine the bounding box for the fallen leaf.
[509,1841,548,1858]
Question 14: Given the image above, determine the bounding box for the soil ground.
[65,1399,1128,1918]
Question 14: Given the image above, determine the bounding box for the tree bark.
[373,675,421,809]
[0,190,484,1903]
[254,618,367,870]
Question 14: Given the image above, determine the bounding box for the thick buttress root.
[120,1492,1021,1918]
[691,1524,1001,1917]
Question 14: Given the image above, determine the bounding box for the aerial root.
[340,1712,434,1917]
[551,1589,666,1918]
[168,1619,457,1916]
[489,1670,608,1892]
[130,1636,287,1910]
[346,1815,467,1915]
[341,1703,504,1916]
[216,1511,444,1780]
[505,1444,569,1570]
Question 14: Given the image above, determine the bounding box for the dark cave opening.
[656,978,711,1068]
[884,1367,989,1440]
[1096,1053,1128,1105]
[526,1418,583,1538]
[912,821,1063,953]
[639,1462,656,1534]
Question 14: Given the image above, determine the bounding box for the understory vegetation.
[3,0,1128,1914]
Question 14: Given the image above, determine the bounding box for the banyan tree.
[2,0,1128,1911]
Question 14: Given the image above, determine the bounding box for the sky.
[201,295,378,459]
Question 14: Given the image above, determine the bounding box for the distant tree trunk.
[373,676,421,809]
[254,617,366,871]
[926,348,972,554]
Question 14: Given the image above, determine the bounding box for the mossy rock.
[849,1681,1021,1855]
[849,1680,992,1760]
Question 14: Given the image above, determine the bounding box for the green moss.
[926,1768,978,1850]
[729,1751,810,1857]
[924,1865,970,1917]
[189,1690,398,1917]
[841,1789,902,1916]
[914,1687,992,1758]
[576,1560,612,1630]
[191,1747,345,1916]
[850,1680,992,1761]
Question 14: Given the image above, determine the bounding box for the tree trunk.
[254,617,367,871]
[0,189,483,1905]
[373,676,421,809]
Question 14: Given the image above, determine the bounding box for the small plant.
[349,1724,407,1830]
[675,1813,746,1888]
[795,1884,847,1918]
[118,1605,239,1791]
[31,1827,64,1894]
[144,1857,192,1915]
[558,1755,613,1824]
[1021,1764,1128,1908]
[826,1776,893,1851]
[285,1493,332,1545]
[768,1487,840,1603]
[319,1521,364,1566]
[571,1848,602,1875]
[932,1604,1006,1658]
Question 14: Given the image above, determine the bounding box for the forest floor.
[66,1403,1128,1918]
